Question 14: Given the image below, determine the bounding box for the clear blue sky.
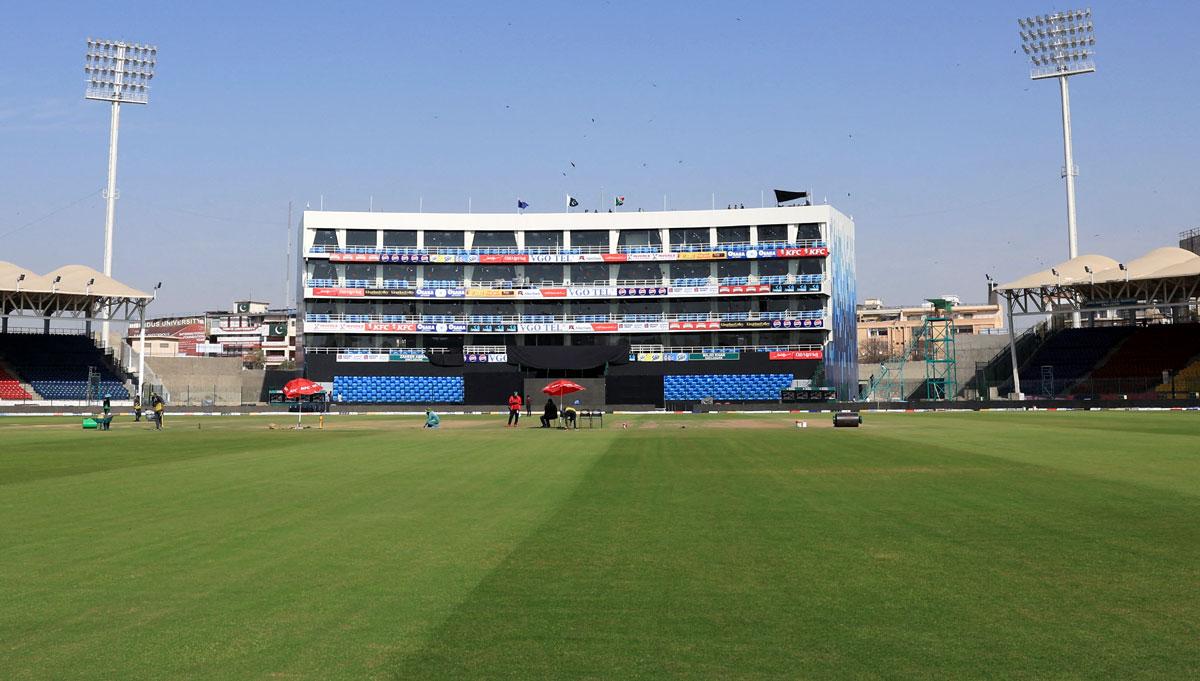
[2,1,1198,315]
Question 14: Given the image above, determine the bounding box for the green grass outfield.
[2,411,1198,679]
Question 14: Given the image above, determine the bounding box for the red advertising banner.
[479,254,530,264]
[312,287,365,297]
[775,247,829,258]
[669,321,721,330]
[539,288,568,298]
[364,322,418,332]
[590,322,619,332]
[768,350,824,360]
[600,253,629,262]
[330,253,382,262]
[718,284,772,294]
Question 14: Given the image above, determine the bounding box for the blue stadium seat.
[332,375,465,404]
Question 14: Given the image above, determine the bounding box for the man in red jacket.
[507,392,523,427]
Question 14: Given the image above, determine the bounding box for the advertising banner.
[319,247,829,265]
[669,285,718,296]
[329,253,381,263]
[668,321,721,330]
[128,317,208,356]
[465,353,509,363]
[466,288,517,298]
[769,319,824,328]
[416,287,467,298]
[479,254,529,264]
[364,322,418,332]
[775,247,829,258]
[616,286,669,297]
[718,284,772,295]
[312,287,364,297]
[768,350,824,360]
[335,351,429,362]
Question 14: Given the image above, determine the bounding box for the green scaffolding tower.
[923,298,958,399]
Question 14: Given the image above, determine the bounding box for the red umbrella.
[283,378,324,399]
[542,379,585,397]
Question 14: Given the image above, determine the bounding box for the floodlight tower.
[1018,9,1096,261]
[84,38,157,347]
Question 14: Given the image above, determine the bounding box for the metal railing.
[304,273,826,291]
[306,239,827,257]
[630,344,822,353]
[304,310,826,325]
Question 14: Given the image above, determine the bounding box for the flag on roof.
[567,196,579,208]
[517,199,529,210]
[615,196,625,206]
[773,189,810,205]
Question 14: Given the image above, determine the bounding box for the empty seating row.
[332,376,465,403]
[29,380,129,400]
[664,373,793,401]
[0,333,129,400]
[0,366,31,400]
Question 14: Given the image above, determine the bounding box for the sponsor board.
[651,352,741,362]
[669,285,718,296]
[379,253,431,263]
[465,352,509,363]
[479,254,529,264]
[636,353,664,362]
[335,351,429,362]
[466,288,517,298]
[615,286,669,297]
[467,323,520,333]
[416,287,467,298]
[775,247,829,257]
[538,288,568,298]
[364,322,418,332]
[590,322,619,332]
[668,321,721,330]
[769,319,824,328]
[768,350,824,360]
[319,247,827,264]
[311,287,364,297]
[329,253,381,263]
[718,284,772,294]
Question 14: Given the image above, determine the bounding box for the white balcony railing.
[304,274,827,292]
[306,239,826,258]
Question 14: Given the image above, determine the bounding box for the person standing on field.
[133,395,142,422]
[151,393,165,430]
[507,391,522,427]
[525,394,532,417]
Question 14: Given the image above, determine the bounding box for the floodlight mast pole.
[85,38,156,349]
[1059,75,1078,261]
[1019,8,1095,329]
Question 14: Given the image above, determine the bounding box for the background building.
[299,205,857,403]
[128,301,298,367]
[857,297,1003,361]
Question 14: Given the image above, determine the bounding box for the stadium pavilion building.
[298,205,856,407]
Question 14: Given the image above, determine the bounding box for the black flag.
[773,189,809,205]
[568,196,579,207]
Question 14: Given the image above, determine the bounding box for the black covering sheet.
[505,343,630,371]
